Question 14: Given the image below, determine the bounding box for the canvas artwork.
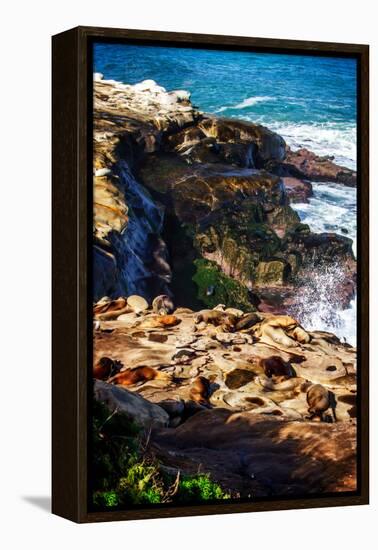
[91,42,358,511]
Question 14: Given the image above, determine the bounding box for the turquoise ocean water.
[94,43,357,345]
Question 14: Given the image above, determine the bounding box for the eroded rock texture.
[92,77,356,312]
[93,304,357,497]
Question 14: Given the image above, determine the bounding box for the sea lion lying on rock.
[260,355,296,380]
[235,312,262,331]
[254,315,311,348]
[306,383,337,422]
[195,310,237,332]
[152,295,175,315]
[135,315,181,329]
[93,356,123,380]
[189,376,212,406]
[93,296,131,320]
[109,366,171,386]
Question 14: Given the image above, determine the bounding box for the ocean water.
[94,44,357,169]
[94,43,357,345]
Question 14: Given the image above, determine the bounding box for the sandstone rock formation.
[93,301,357,497]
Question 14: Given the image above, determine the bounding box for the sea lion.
[135,314,181,329]
[260,355,296,379]
[152,294,175,315]
[235,312,261,331]
[195,310,237,332]
[93,357,122,380]
[290,325,311,344]
[306,384,335,421]
[93,296,130,320]
[254,315,311,348]
[189,376,212,406]
[152,295,175,315]
[109,366,171,386]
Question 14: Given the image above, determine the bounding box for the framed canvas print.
[52,26,369,523]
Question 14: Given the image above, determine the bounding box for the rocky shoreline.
[93,297,357,497]
[92,75,357,499]
[93,75,356,314]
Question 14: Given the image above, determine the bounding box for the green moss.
[176,474,230,504]
[93,490,119,508]
[192,259,254,311]
[91,399,230,510]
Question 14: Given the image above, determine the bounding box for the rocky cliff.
[93,75,356,314]
[92,75,357,504]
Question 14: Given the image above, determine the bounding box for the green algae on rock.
[192,259,255,311]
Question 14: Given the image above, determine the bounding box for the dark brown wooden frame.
[52,26,369,523]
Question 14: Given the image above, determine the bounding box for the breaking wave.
[216,96,274,113]
[291,182,357,255]
[259,120,357,170]
[290,182,357,347]
[288,264,356,347]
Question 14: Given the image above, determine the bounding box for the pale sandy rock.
[127,295,149,313]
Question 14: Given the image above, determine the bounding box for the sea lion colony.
[93,294,357,426]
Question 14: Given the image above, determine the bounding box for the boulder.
[94,380,169,428]
[198,117,286,165]
[280,148,356,186]
[127,295,149,313]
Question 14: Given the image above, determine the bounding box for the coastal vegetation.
[92,400,229,509]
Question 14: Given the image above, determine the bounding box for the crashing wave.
[255,120,356,170]
[288,263,356,347]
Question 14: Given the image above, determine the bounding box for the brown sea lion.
[260,355,296,379]
[93,297,130,320]
[306,384,335,421]
[152,295,175,315]
[93,357,122,380]
[189,376,212,406]
[195,310,237,332]
[235,312,261,331]
[109,366,171,386]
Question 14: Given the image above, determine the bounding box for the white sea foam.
[216,96,274,113]
[289,265,356,348]
[290,183,357,347]
[234,96,274,109]
[291,182,357,255]
[262,120,357,170]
